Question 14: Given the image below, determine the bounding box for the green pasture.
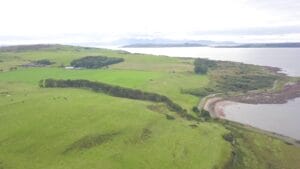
[1,45,300,169]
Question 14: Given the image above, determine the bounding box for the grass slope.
[0,83,230,169]
[0,44,300,169]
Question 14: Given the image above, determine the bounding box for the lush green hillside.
[0,45,300,169]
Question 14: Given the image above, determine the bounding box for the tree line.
[39,79,198,121]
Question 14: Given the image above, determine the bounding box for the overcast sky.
[1,0,300,44]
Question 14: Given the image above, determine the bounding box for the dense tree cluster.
[40,79,198,120]
[70,56,124,69]
[194,58,217,74]
[33,59,55,65]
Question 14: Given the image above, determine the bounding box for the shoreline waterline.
[120,47,300,77]
[203,96,300,143]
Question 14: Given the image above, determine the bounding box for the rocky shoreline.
[203,81,300,117]
[227,81,300,104]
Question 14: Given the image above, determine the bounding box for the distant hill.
[0,44,84,52]
[121,39,236,48]
[123,41,300,48]
[0,44,59,52]
[123,43,207,48]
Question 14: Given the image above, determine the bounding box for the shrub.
[192,106,200,113]
[165,114,175,120]
[34,59,55,65]
[199,109,211,120]
[194,58,216,74]
[223,133,235,144]
[9,67,17,71]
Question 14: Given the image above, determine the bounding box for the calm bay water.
[122,47,300,76]
[121,47,300,140]
[223,98,300,140]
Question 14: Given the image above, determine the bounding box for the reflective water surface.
[123,47,300,76]
[223,98,300,140]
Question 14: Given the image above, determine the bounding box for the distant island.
[122,41,300,48]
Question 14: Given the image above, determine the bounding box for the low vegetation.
[182,86,217,97]
[185,59,280,98]
[64,132,119,153]
[222,122,300,169]
[216,74,277,92]
[70,56,124,68]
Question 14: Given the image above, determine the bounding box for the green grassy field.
[0,45,300,169]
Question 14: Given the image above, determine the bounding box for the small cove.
[222,98,300,140]
[122,47,300,140]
